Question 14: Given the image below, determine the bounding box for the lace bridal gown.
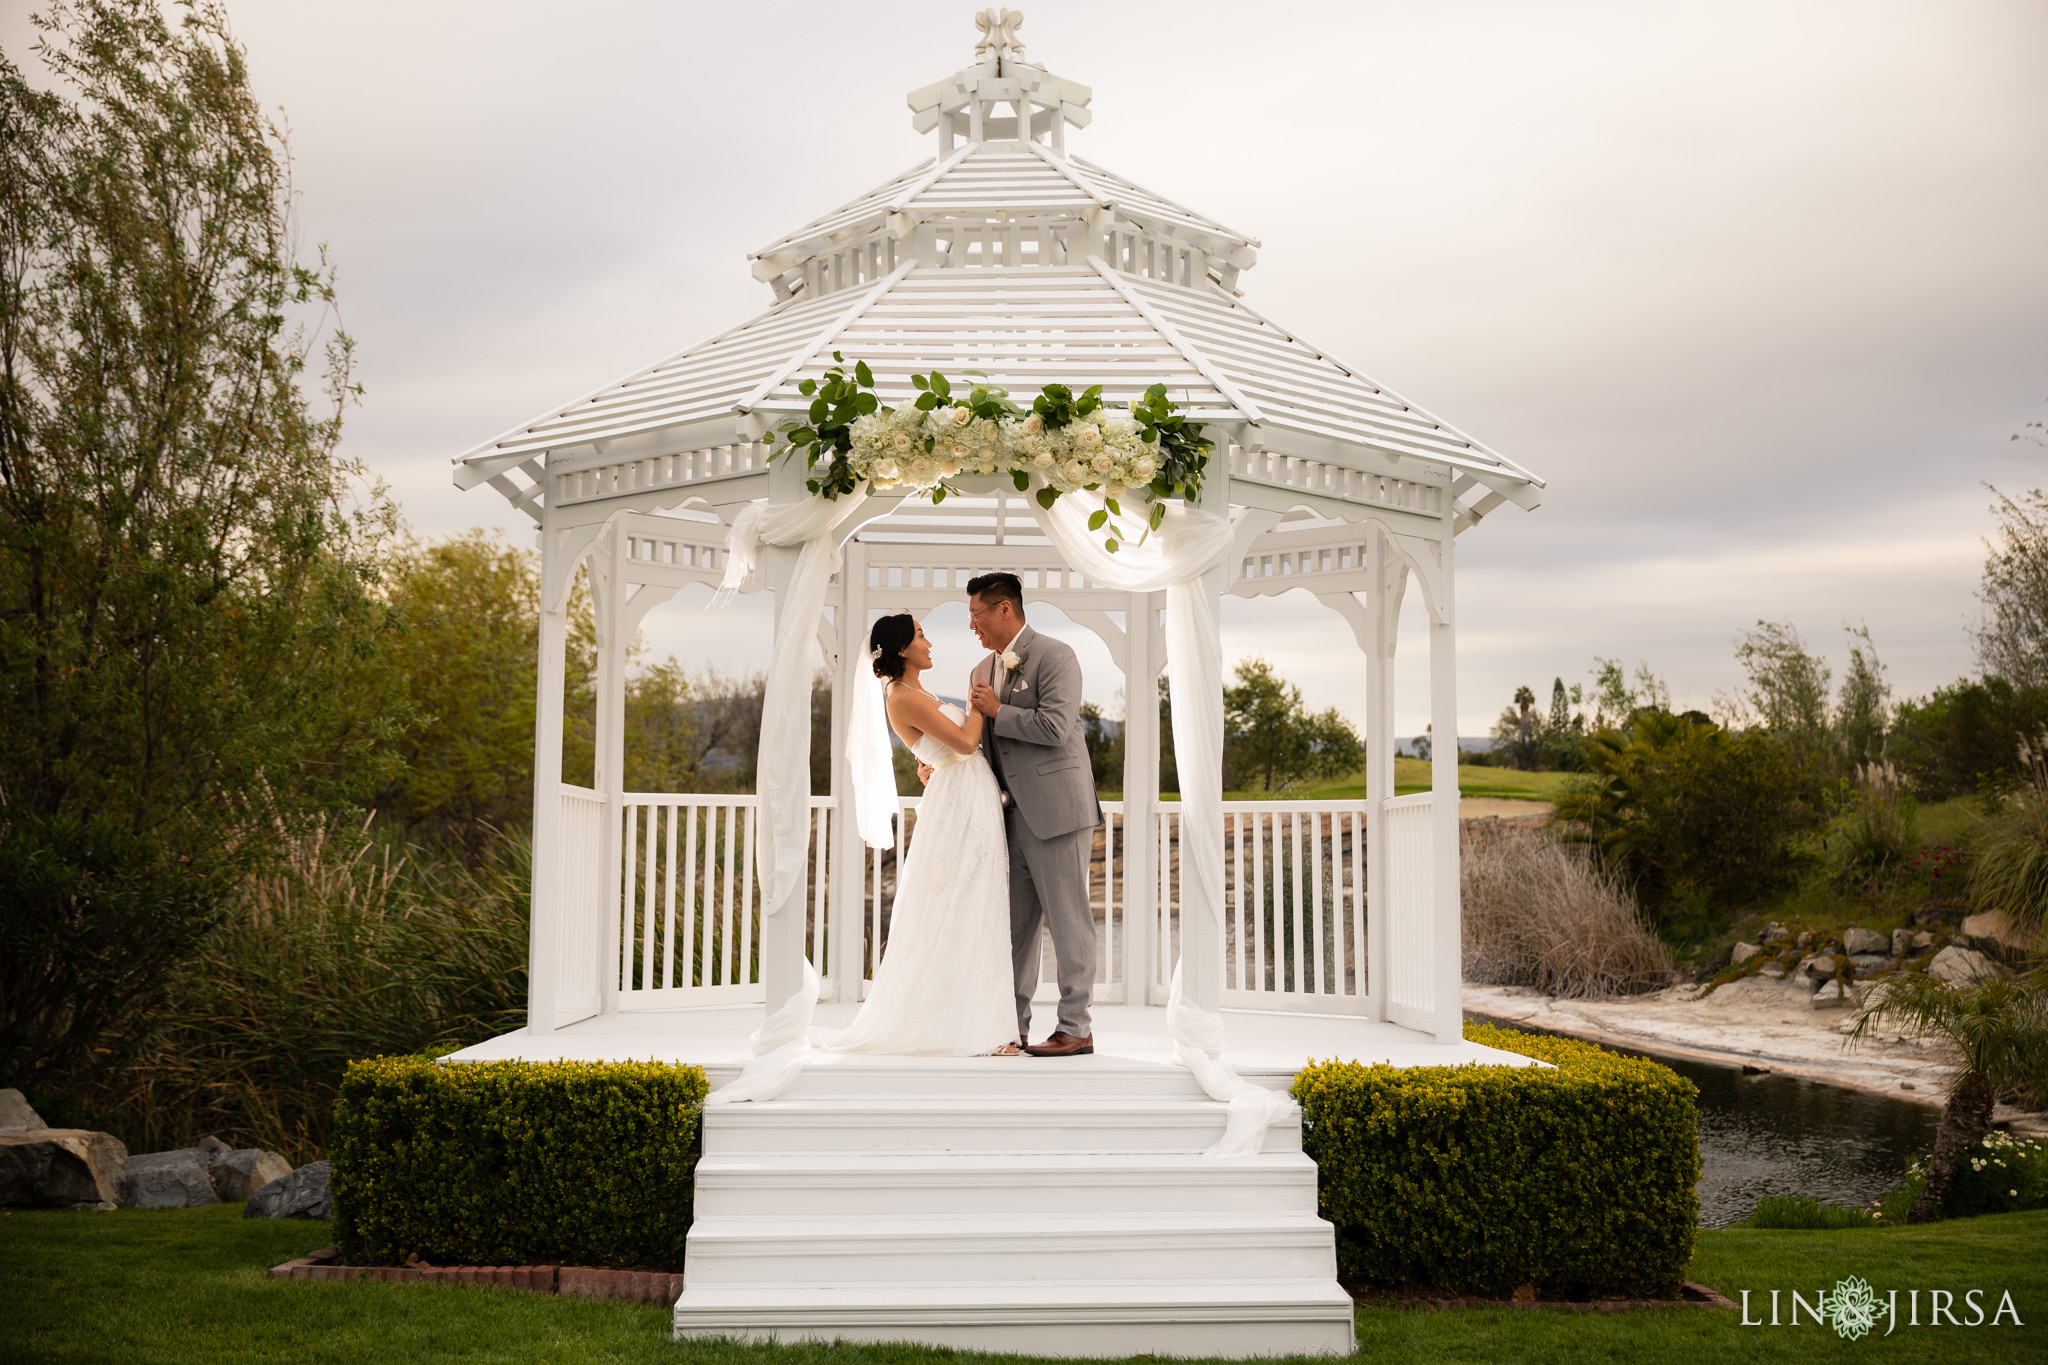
[823,701,1020,1057]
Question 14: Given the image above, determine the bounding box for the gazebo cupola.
[748,10,1258,304]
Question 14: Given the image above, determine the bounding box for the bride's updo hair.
[869,613,916,680]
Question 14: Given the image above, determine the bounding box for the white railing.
[1382,792,1435,1030]
[556,787,608,1026]
[613,794,834,1009]
[581,789,1443,1022]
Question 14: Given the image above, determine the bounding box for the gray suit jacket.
[977,625,1102,841]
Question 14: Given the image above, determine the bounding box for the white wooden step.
[692,1150,1319,1217]
[671,1278,1357,1356]
[683,1211,1338,1284]
[771,1055,1218,1100]
[701,1098,1301,1155]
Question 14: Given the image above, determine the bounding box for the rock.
[1926,944,2013,986]
[194,1134,231,1166]
[0,1129,127,1206]
[1892,928,1914,959]
[0,1090,45,1133]
[118,1149,220,1209]
[1848,953,1888,973]
[1961,909,2036,958]
[1761,923,1790,944]
[1758,959,1790,979]
[1811,980,1855,1010]
[1912,931,1934,951]
[209,1148,292,1202]
[1731,942,1761,964]
[1842,927,1888,956]
[244,1159,330,1220]
[1798,954,1837,981]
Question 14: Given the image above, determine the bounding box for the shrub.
[1945,1131,2048,1219]
[1293,1023,1699,1299]
[332,1056,708,1270]
[1891,675,2045,799]
[1461,824,1672,997]
[1969,766,2048,938]
[1741,1195,1878,1229]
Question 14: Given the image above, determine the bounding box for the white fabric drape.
[703,959,820,1105]
[847,655,900,851]
[715,489,871,914]
[1167,963,1299,1156]
[1024,490,1231,994]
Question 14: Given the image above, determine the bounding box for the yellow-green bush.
[1293,1023,1699,1298]
[331,1056,708,1269]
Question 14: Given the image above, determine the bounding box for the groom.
[963,572,1102,1057]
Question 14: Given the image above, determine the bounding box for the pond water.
[1471,1019,1941,1227]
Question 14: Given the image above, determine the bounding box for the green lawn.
[3,1203,2040,1363]
[1129,760,1573,805]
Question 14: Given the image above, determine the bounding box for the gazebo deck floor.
[443,1003,1540,1084]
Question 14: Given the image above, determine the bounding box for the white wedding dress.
[822,701,1019,1057]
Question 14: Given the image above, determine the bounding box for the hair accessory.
[868,645,883,662]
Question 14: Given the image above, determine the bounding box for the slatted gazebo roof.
[453,19,1544,528]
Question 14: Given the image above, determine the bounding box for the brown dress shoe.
[1023,1031,1094,1057]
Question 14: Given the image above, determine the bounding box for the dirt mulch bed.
[270,1247,681,1305]
[1348,1280,1734,1313]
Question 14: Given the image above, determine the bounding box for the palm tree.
[1850,967,2048,1221]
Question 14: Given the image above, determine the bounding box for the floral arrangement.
[764,353,1210,552]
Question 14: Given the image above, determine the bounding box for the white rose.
[950,406,973,427]
[951,441,970,458]
[1001,650,1022,671]
[892,431,912,449]
[939,459,961,477]
[1077,425,1101,446]
[1133,457,1156,480]
[1091,452,1114,473]
[1023,414,1043,434]
[1105,481,1125,499]
[1033,452,1053,469]
[976,445,996,464]
[1063,460,1086,481]
[876,459,899,479]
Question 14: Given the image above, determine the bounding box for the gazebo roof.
[453,19,1544,525]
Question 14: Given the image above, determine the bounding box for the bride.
[822,613,1022,1058]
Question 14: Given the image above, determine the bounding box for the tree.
[373,533,537,851]
[1733,620,1832,746]
[1491,685,1541,771]
[1851,970,2048,1222]
[1589,657,1669,731]
[1222,656,1363,792]
[1835,624,1891,768]
[0,1,403,1091]
[1976,488,2048,692]
[1079,700,1124,791]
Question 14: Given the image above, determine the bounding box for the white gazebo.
[448,12,1544,1355]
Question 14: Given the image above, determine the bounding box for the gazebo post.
[1180,560,1231,1017]
[525,544,571,1037]
[1363,528,1399,1026]
[1426,534,1463,1044]
[593,520,629,1016]
[756,536,810,1020]
[828,536,870,1003]
[1120,589,1160,1004]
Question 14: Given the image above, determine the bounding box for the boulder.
[1847,953,1888,973]
[0,1129,126,1207]
[0,1089,45,1133]
[1926,944,2013,986]
[193,1134,231,1166]
[1811,980,1855,1010]
[1758,958,1790,980]
[1731,941,1761,964]
[1891,928,1915,959]
[1912,931,1934,951]
[1798,954,1837,981]
[1842,927,1889,956]
[118,1148,220,1209]
[244,1159,330,1220]
[1761,923,1791,944]
[209,1148,292,1202]
[1961,909,2036,958]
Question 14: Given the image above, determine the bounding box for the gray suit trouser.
[1006,808,1096,1038]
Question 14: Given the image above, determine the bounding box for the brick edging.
[268,1248,682,1305]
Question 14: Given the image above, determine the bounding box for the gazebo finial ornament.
[972,7,1025,63]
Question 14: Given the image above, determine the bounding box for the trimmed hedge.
[331,1056,708,1270]
[1294,1022,1699,1299]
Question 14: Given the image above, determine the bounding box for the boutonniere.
[1001,648,1026,675]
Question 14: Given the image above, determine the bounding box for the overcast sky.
[9,0,2045,735]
